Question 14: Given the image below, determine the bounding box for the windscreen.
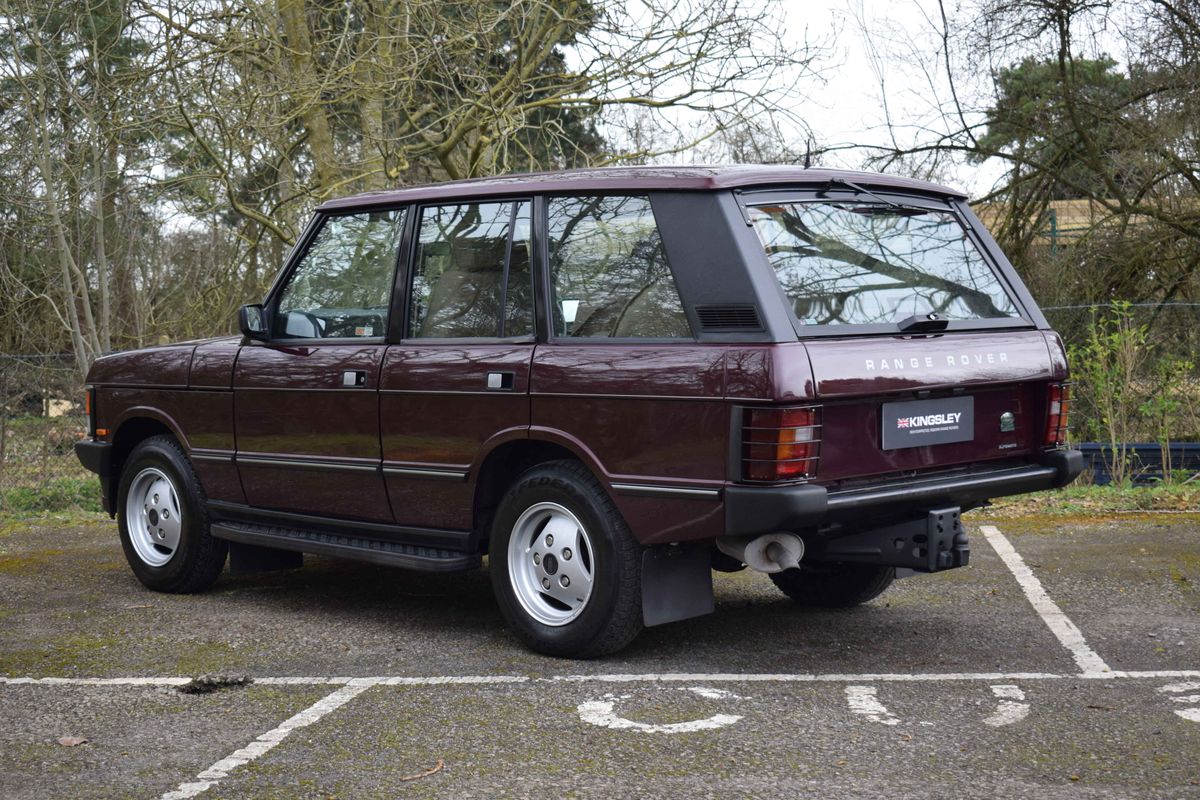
[748,202,1020,327]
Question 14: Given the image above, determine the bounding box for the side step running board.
[210,521,481,573]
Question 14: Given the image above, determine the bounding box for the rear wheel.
[489,460,643,658]
[769,563,895,608]
[116,435,227,593]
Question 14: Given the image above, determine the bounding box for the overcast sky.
[779,0,1005,196]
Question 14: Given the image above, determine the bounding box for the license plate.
[881,396,974,450]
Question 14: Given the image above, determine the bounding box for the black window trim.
[738,188,1040,338]
[542,192,698,344]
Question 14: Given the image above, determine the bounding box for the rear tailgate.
[804,330,1053,482]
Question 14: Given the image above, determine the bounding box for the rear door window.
[547,195,692,339]
[410,201,534,338]
[748,201,1019,327]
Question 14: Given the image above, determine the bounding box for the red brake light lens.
[1044,383,1070,448]
[742,406,821,482]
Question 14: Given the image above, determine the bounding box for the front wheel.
[116,435,227,593]
[489,461,643,658]
[769,563,895,608]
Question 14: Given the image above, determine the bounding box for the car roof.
[316,164,967,211]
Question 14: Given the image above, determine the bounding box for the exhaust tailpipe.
[716,533,805,574]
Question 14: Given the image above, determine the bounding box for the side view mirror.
[238,304,268,341]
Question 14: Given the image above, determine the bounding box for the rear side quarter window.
[547,195,692,339]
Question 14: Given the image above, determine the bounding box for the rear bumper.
[725,449,1083,537]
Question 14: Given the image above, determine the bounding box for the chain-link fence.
[0,354,95,513]
[3,305,1198,509]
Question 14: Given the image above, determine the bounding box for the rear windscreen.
[748,202,1019,327]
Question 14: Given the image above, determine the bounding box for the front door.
[234,208,405,522]
[380,199,536,531]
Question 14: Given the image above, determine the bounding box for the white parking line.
[845,685,900,725]
[1159,682,1200,723]
[578,688,744,733]
[5,670,1200,688]
[983,684,1030,727]
[159,681,375,800]
[979,524,1112,676]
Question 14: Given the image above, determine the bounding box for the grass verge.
[987,482,1200,517]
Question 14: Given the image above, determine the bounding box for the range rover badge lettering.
[864,351,1009,371]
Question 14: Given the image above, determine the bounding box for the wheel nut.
[541,577,551,590]
[560,576,570,588]
[562,548,572,560]
[533,553,540,565]
[545,534,554,547]
[153,494,159,504]
[162,510,169,519]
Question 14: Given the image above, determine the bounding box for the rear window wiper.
[818,178,930,213]
[897,312,950,333]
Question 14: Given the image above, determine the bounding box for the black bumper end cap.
[724,483,828,537]
[1045,449,1084,488]
[74,439,112,477]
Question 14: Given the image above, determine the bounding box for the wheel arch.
[471,431,612,546]
[107,412,185,514]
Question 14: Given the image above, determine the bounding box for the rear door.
[379,199,536,531]
[233,208,404,521]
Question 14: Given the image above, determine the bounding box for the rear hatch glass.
[747,201,1020,329]
[747,198,1049,480]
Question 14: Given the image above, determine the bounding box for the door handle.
[342,370,367,387]
[486,371,515,391]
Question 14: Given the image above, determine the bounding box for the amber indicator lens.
[742,406,821,482]
[1044,383,1070,447]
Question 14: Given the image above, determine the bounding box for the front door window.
[274,209,405,339]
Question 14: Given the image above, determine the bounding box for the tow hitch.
[819,507,970,573]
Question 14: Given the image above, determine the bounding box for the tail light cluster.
[742,405,821,482]
[1044,383,1070,448]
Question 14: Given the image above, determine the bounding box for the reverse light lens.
[742,406,821,482]
[85,387,96,438]
[1044,383,1070,447]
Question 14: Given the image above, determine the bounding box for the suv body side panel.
[531,343,728,545]
[379,342,534,531]
[233,343,391,521]
[187,337,243,504]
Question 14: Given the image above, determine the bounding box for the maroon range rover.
[75,165,1081,658]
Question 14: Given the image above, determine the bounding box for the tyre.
[769,563,895,608]
[489,460,643,658]
[116,434,227,593]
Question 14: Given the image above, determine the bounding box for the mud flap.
[641,545,715,627]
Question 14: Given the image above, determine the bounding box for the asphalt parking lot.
[1,512,1198,799]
